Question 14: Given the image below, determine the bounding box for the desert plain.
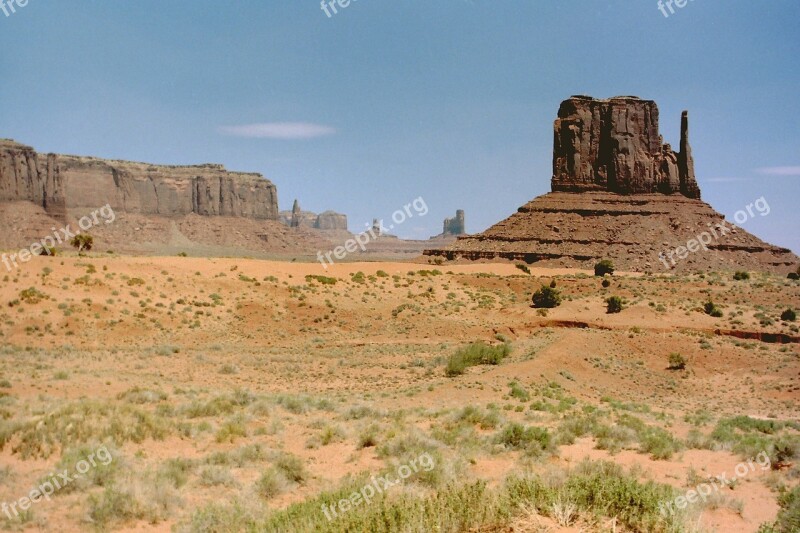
[0,254,798,532]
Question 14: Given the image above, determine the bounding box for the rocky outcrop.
[551,96,700,198]
[0,139,279,221]
[425,96,798,273]
[290,199,302,227]
[315,211,348,231]
[280,201,348,231]
[0,139,66,219]
[442,210,466,236]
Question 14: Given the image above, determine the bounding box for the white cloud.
[756,166,800,177]
[706,177,747,183]
[219,122,336,139]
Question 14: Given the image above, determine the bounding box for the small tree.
[69,234,93,253]
[532,285,561,309]
[781,309,797,322]
[668,353,686,370]
[594,260,615,277]
[606,296,624,314]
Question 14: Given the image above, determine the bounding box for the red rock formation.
[0,139,279,221]
[551,96,700,198]
[425,96,798,273]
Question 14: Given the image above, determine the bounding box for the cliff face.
[551,96,700,199]
[425,96,798,273]
[0,140,278,220]
[0,140,66,219]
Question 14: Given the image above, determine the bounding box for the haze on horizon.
[1,0,798,251]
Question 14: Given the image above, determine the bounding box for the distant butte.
[425,96,798,273]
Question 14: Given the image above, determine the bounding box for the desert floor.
[0,255,798,532]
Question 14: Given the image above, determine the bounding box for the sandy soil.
[0,254,797,532]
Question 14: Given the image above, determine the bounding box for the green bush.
[594,260,615,277]
[601,278,611,288]
[305,275,337,285]
[496,422,552,456]
[605,296,623,314]
[733,271,750,280]
[445,342,510,376]
[704,301,723,317]
[781,309,796,322]
[515,264,531,275]
[668,353,686,370]
[532,285,561,308]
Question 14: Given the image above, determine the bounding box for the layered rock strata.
[0,139,279,221]
[425,97,798,273]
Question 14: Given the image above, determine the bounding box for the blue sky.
[1,1,798,251]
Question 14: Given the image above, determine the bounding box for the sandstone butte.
[425,95,799,274]
[0,139,349,255]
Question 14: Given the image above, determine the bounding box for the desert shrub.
[376,270,389,277]
[788,272,800,280]
[274,453,307,484]
[87,474,178,527]
[127,278,145,287]
[605,296,623,314]
[781,309,796,322]
[508,381,529,401]
[531,285,561,309]
[69,234,93,252]
[505,460,680,532]
[357,425,380,448]
[594,260,614,277]
[6,400,170,459]
[515,264,531,274]
[117,387,167,404]
[19,287,48,304]
[305,275,337,285]
[215,417,248,443]
[158,458,194,489]
[775,485,800,531]
[256,468,286,499]
[496,422,552,456]
[549,279,557,288]
[668,353,686,370]
[601,278,611,288]
[453,405,501,430]
[445,342,510,376]
[709,416,800,466]
[704,301,723,317]
[733,271,750,280]
[45,444,120,494]
[199,466,238,488]
[183,461,686,532]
